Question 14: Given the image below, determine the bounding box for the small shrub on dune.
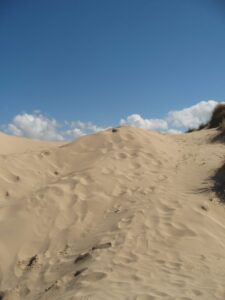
[197,123,207,130]
[211,122,225,142]
[212,162,225,203]
[219,119,225,132]
[208,104,225,129]
[186,103,225,134]
[186,123,207,133]
[210,105,225,142]
[186,128,196,133]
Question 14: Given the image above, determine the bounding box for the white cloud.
[65,121,105,139]
[167,100,219,129]
[3,100,223,140]
[6,112,64,141]
[120,100,221,133]
[5,113,105,141]
[120,114,168,131]
[166,129,182,134]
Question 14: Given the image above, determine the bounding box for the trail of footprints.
[11,241,113,299]
[44,242,111,297]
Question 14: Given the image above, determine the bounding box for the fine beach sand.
[0,126,225,300]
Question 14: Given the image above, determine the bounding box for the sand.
[0,126,225,300]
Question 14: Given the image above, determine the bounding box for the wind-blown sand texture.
[0,127,225,300]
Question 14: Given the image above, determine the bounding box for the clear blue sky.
[1,0,225,127]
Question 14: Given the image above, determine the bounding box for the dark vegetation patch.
[211,129,225,143]
[198,123,207,130]
[186,103,225,134]
[211,163,225,203]
[208,104,225,129]
[208,104,225,142]
[197,163,225,205]
[112,128,118,133]
[209,104,225,143]
[188,104,225,204]
[186,123,208,133]
[186,128,196,133]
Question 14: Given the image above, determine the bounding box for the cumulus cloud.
[3,100,223,140]
[5,112,105,141]
[166,129,182,134]
[6,112,64,141]
[120,114,168,131]
[120,100,221,133]
[167,100,219,129]
[65,121,105,139]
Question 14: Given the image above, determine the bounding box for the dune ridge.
[0,127,225,300]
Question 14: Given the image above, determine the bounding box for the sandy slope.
[0,127,225,300]
[0,132,59,155]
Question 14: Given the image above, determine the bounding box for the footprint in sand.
[45,280,58,292]
[0,292,5,300]
[74,252,92,264]
[134,295,155,300]
[42,150,51,156]
[16,254,40,275]
[82,272,107,281]
[27,254,38,268]
[14,175,21,182]
[201,205,208,211]
[92,242,112,251]
[114,152,128,159]
[74,268,88,277]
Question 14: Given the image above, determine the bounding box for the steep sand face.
[0,127,225,300]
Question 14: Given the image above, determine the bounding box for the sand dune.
[0,127,225,300]
[0,132,59,155]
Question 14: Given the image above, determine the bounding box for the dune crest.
[0,127,225,300]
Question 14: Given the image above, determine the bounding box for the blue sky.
[0,0,225,139]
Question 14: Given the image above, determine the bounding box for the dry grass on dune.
[186,123,207,133]
[207,104,225,142]
[211,162,225,203]
[191,104,225,203]
[186,104,225,139]
[208,103,225,129]
[189,104,225,205]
